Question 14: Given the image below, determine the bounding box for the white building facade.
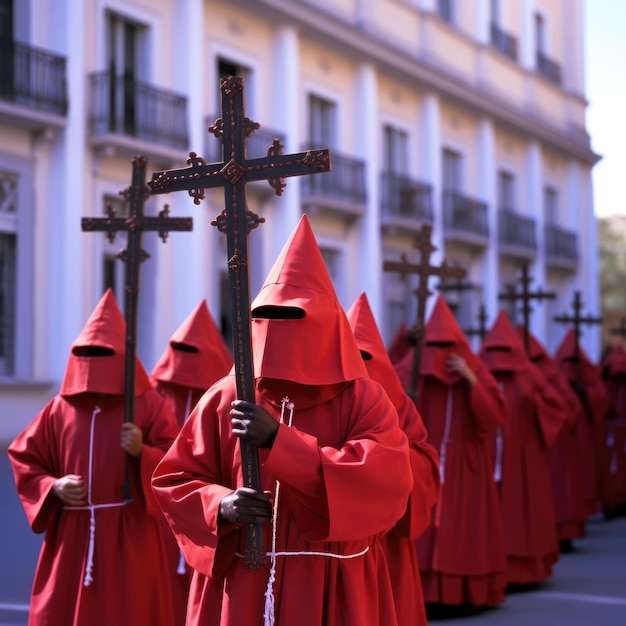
[0,0,600,443]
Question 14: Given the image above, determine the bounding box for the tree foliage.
[599,217,626,310]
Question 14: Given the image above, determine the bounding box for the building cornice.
[237,0,600,165]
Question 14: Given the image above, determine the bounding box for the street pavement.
[1,448,625,625]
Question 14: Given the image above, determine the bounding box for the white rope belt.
[236,546,370,560]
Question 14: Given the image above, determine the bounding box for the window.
[319,247,339,282]
[438,0,454,24]
[442,149,462,192]
[106,12,146,135]
[383,125,409,174]
[498,171,515,210]
[535,13,545,53]
[308,94,336,149]
[0,170,17,376]
[490,0,500,24]
[544,187,558,224]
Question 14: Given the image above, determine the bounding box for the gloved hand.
[230,400,279,448]
[218,487,273,525]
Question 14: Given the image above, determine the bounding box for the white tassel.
[438,387,454,485]
[83,405,101,586]
[493,426,503,482]
[177,549,187,575]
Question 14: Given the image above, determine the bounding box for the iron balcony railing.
[536,51,561,85]
[380,172,433,223]
[0,41,67,115]
[443,191,489,239]
[301,147,367,206]
[490,23,518,61]
[545,224,578,264]
[499,208,537,251]
[204,115,287,163]
[89,72,189,150]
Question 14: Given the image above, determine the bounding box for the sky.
[584,0,626,218]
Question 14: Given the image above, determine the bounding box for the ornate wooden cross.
[464,303,489,342]
[147,75,331,569]
[82,155,193,499]
[553,290,603,368]
[383,223,467,401]
[498,264,555,354]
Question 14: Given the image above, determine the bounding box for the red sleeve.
[393,393,440,539]
[7,399,63,534]
[529,364,570,447]
[468,360,506,435]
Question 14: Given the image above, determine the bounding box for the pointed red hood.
[346,293,407,407]
[60,289,151,396]
[516,324,547,362]
[480,310,527,372]
[151,300,233,390]
[555,328,598,384]
[417,295,478,383]
[251,215,367,386]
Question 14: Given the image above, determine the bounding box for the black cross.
[499,264,555,354]
[554,290,603,368]
[383,224,467,400]
[147,76,331,569]
[82,155,193,499]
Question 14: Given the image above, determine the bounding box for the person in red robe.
[555,329,610,519]
[8,289,179,626]
[599,344,626,518]
[480,312,568,586]
[151,215,413,626]
[388,322,413,365]
[521,327,588,550]
[150,299,233,626]
[346,292,440,626]
[395,295,507,609]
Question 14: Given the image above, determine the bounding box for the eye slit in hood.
[359,349,373,361]
[251,305,306,320]
[72,346,115,357]
[485,346,512,352]
[426,341,456,348]
[170,341,199,353]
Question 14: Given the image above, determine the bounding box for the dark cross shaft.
[464,303,489,342]
[610,317,626,340]
[147,75,331,569]
[383,224,467,401]
[498,264,555,354]
[82,156,193,499]
[554,291,603,379]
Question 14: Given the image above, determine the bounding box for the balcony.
[545,223,578,270]
[442,191,489,248]
[0,40,67,130]
[301,147,367,221]
[88,72,189,164]
[490,23,517,61]
[380,172,432,234]
[498,208,537,259]
[536,51,561,85]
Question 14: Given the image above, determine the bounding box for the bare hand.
[446,354,477,386]
[230,401,279,448]
[52,474,87,506]
[120,422,143,457]
[219,487,273,525]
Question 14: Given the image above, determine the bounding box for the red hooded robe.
[152,216,413,626]
[347,292,440,626]
[522,328,588,543]
[598,345,626,514]
[151,299,233,626]
[480,312,568,584]
[555,329,610,517]
[388,322,413,365]
[8,289,179,626]
[396,295,507,607]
